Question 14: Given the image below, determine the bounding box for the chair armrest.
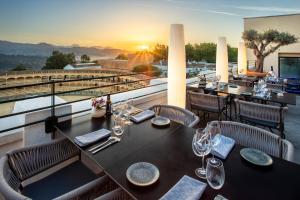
[53,175,118,200]
[0,157,30,200]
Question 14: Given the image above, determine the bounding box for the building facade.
[244,14,300,78]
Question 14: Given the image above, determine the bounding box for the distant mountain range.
[0,40,128,72]
[0,40,127,58]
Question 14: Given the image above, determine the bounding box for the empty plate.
[240,148,273,166]
[126,162,160,186]
[151,116,170,126]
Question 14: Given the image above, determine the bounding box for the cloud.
[207,10,240,16]
[230,6,300,13]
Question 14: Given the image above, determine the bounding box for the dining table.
[56,113,300,200]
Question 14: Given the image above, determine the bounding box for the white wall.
[244,14,300,76]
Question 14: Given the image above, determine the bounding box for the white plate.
[240,148,273,166]
[126,162,160,186]
[151,116,170,126]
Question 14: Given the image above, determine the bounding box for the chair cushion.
[21,161,97,200]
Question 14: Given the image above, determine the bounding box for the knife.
[92,137,120,154]
[88,137,115,152]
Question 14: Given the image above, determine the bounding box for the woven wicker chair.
[149,104,199,127]
[266,83,284,91]
[229,79,253,87]
[235,99,288,138]
[188,91,228,121]
[0,139,126,200]
[209,121,294,161]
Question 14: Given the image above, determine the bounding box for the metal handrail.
[0,70,212,135]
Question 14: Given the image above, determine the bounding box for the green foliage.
[80,54,90,63]
[242,29,298,72]
[152,44,168,62]
[11,64,29,71]
[115,53,128,60]
[132,64,161,77]
[152,43,237,63]
[43,51,76,70]
[228,45,238,63]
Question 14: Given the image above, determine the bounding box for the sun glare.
[137,45,150,51]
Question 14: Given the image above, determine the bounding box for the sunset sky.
[1,0,300,50]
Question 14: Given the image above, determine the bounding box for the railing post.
[45,80,58,139]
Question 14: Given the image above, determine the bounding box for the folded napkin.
[211,135,235,159]
[130,110,155,123]
[160,175,207,200]
[74,129,111,147]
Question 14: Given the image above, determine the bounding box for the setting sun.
[137,45,150,51]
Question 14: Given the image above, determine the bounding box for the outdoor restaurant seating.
[235,99,288,138]
[0,138,124,200]
[209,121,294,161]
[188,91,227,121]
[149,104,199,127]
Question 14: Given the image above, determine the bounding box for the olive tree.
[242,29,298,72]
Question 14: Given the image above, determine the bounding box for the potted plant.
[91,97,106,118]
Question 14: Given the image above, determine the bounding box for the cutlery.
[92,137,121,154]
[88,136,115,152]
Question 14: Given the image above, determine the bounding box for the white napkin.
[211,135,235,159]
[74,129,111,147]
[160,175,207,200]
[130,110,155,123]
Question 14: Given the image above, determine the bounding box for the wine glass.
[192,128,211,179]
[207,121,221,163]
[206,158,225,190]
[123,99,133,125]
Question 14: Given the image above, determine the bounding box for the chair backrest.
[266,83,284,91]
[7,138,79,181]
[229,79,253,87]
[188,91,226,111]
[149,105,199,127]
[209,121,294,161]
[235,99,288,123]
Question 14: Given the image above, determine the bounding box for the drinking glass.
[206,158,225,190]
[123,98,134,125]
[192,128,211,179]
[207,122,221,163]
[112,103,122,120]
[112,116,125,136]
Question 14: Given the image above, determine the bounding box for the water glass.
[112,117,125,136]
[207,122,221,163]
[206,158,225,190]
[192,128,211,179]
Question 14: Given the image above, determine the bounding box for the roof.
[244,13,300,20]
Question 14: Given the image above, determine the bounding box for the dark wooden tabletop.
[57,115,300,200]
[189,84,296,105]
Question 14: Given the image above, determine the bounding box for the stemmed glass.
[206,158,225,190]
[192,128,211,179]
[207,121,221,163]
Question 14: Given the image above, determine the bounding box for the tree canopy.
[242,29,298,72]
[115,53,128,60]
[132,64,161,77]
[11,64,29,71]
[43,51,76,70]
[80,54,90,63]
[152,43,237,63]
